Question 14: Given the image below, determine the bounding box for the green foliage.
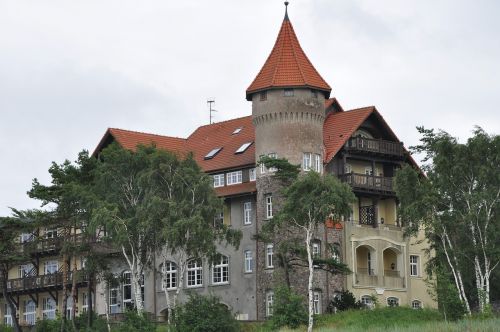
[435,269,467,321]
[0,326,14,332]
[328,290,363,312]
[270,286,308,329]
[258,156,300,185]
[111,311,156,332]
[172,293,240,332]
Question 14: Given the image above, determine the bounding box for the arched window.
[212,255,229,285]
[23,300,36,325]
[387,297,399,307]
[187,259,203,287]
[411,300,422,309]
[162,261,177,290]
[360,295,374,309]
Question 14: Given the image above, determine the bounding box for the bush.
[270,286,308,329]
[172,293,240,332]
[74,312,109,332]
[0,325,14,332]
[111,311,156,332]
[328,290,363,312]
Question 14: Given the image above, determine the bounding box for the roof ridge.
[109,127,186,140]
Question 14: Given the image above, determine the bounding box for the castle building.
[0,4,435,327]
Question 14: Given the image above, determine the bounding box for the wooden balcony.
[339,173,394,195]
[345,137,404,158]
[21,234,86,256]
[5,270,88,294]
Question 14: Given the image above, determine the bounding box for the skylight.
[235,142,253,154]
[204,147,222,160]
[232,127,243,135]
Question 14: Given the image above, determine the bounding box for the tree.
[395,127,500,314]
[270,285,308,329]
[260,157,355,332]
[143,149,242,324]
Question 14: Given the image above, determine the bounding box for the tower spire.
[284,1,289,21]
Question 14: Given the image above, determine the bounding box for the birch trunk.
[132,268,144,313]
[103,284,111,332]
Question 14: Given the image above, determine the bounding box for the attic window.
[232,127,242,135]
[235,142,253,154]
[204,147,222,160]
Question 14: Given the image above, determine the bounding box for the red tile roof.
[246,16,331,100]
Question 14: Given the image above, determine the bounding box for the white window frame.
[314,154,322,173]
[42,297,56,320]
[213,174,224,188]
[244,250,253,273]
[312,241,321,257]
[23,300,36,325]
[266,195,273,219]
[232,127,242,135]
[4,303,12,326]
[82,292,89,313]
[266,291,274,316]
[44,260,58,274]
[344,163,352,174]
[387,297,399,307]
[109,286,120,314]
[212,255,229,285]
[19,263,34,278]
[303,152,312,171]
[45,228,57,239]
[243,202,252,225]
[204,147,222,160]
[411,299,422,309]
[226,170,242,185]
[361,295,374,309]
[365,167,373,176]
[162,261,177,290]
[266,244,274,269]
[187,259,203,288]
[122,271,133,310]
[20,233,34,243]
[313,292,321,314]
[268,153,277,172]
[259,155,266,174]
[235,142,253,154]
[249,168,256,181]
[410,255,420,277]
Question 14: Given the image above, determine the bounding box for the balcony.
[345,137,404,158]
[5,270,88,294]
[339,173,394,195]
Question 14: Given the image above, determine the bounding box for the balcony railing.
[345,137,404,158]
[339,173,394,194]
[355,269,405,288]
[5,270,88,293]
[21,234,86,255]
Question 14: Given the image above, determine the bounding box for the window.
[244,250,253,273]
[303,152,312,171]
[187,259,203,287]
[330,243,341,261]
[214,211,224,227]
[266,195,273,219]
[411,300,422,309]
[312,241,321,257]
[268,153,277,172]
[109,286,119,314]
[42,297,56,320]
[361,295,374,309]
[387,297,399,307]
[44,260,58,274]
[266,292,274,316]
[313,292,321,314]
[204,147,222,160]
[284,88,294,97]
[82,292,89,313]
[235,142,253,154]
[311,89,318,98]
[212,255,229,285]
[162,261,177,290]
[213,174,224,188]
[227,170,243,185]
[66,296,74,320]
[20,233,33,243]
[410,255,420,277]
[314,154,321,172]
[45,228,57,239]
[260,91,267,101]
[232,127,242,135]
[249,168,256,181]
[365,167,373,176]
[266,244,274,268]
[243,202,252,225]
[122,271,133,310]
[344,163,352,174]
[23,300,36,325]
[19,263,34,278]
[367,252,374,275]
[4,304,12,326]
[259,155,266,174]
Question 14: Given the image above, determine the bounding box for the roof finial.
[284,1,289,21]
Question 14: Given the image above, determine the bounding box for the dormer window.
[284,88,294,97]
[205,147,222,160]
[232,127,242,135]
[235,142,253,154]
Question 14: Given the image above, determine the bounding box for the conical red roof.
[246,14,331,100]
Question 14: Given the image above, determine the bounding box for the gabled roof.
[246,14,331,100]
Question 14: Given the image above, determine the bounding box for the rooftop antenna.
[207,99,217,124]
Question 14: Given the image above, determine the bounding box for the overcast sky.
[1,0,499,216]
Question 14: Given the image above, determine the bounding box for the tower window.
[266,195,273,219]
[284,88,294,97]
[311,89,318,98]
[260,91,267,101]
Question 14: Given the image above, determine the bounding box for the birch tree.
[395,127,500,314]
